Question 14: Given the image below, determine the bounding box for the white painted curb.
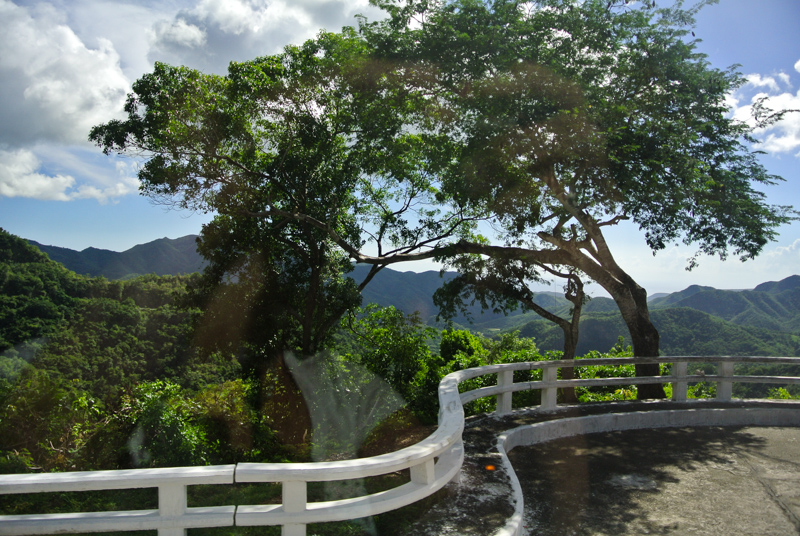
[493,403,800,536]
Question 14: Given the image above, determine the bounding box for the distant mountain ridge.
[29,236,206,280]
[648,277,800,334]
[351,265,458,321]
[26,236,509,322]
[24,234,800,356]
[755,275,800,294]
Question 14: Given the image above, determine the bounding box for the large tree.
[90,33,483,361]
[91,38,413,358]
[186,215,361,362]
[351,0,795,396]
[91,0,794,397]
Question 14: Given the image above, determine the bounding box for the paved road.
[510,426,800,535]
[408,402,800,535]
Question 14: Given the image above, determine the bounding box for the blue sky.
[599,0,800,294]
[0,0,798,295]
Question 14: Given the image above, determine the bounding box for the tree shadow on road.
[508,426,772,536]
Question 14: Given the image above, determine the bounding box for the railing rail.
[2,355,799,535]
[0,466,237,536]
[463,356,800,413]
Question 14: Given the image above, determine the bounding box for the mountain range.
[27,235,800,356]
[29,236,206,280]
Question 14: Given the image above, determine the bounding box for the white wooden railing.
[2,356,799,535]
[461,355,800,414]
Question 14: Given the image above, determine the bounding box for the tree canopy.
[186,213,362,362]
[89,34,482,358]
[355,0,795,394]
[90,0,795,393]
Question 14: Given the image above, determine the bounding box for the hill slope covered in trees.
[514,308,800,357]
[649,277,800,333]
[2,226,799,486]
[17,231,800,356]
[29,236,206,279]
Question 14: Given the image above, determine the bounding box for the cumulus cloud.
[147,0,380,74]
[59,0,180,82]
[0,0,385,204]
[758,91,800,155]
[150,18,207,49]
[729,66,800,157]
[0,147,138,203]
[0,0,130,147]
[745,73,782,92]
[0,148,75,201]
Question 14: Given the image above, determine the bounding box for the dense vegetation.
[33,236,800,359]
[3,227,798,474]
[5,0,798,531]
[511,308,800,358]
[1,230,245,471]
[0,230,567,476]
[3,225,800,534]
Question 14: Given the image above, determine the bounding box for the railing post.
[541,365,557,410]
[411,458,436,486]
[158,482,187,536]
[717,361,734,401]
[282,480,307,536]
[497,369,514,415]
[672,361,688,401]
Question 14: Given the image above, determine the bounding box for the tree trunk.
[629,314,663,398]
[559,272,583,404]
[560,327,579,404]
[517,284,581,404]
[613,280,665,399]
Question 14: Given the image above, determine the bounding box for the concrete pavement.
[408,401,800,535]
[512,425,800,535]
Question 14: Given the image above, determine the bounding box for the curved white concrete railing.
[484,356,800,536]
[0,371,465,536]
[493,404,800,536]
[1,356,799,536]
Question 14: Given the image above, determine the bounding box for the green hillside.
[1,230,85,354]
[514,307,800,357]
[647,285,716,308]
[29,236,206,279]
[755,275,800,293]
[650,280,800,333]
[1,228,223,401]
[15,230,800,357]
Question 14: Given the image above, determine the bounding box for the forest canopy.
[2,227,799,477]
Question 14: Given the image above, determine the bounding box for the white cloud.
[194,0,300,35]
[147,0,380,74]
[150,18,207,49]
[755,89,800,155]
[0,0,130,146]
[745,73,782,92]
[0,148,75,201]
[728,70,800,157]
[795,58,800,74]
[63,0,181,82]
[71,180,139,203]
[767,238,800,258]
[0,147,139,203]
